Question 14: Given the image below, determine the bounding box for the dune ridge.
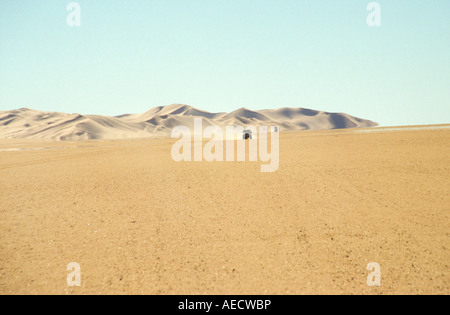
[0,104,378,140]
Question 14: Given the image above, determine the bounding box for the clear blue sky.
[0,0,449,126]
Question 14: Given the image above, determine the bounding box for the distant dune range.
[0,104,378,140]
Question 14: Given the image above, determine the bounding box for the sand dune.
[0,105,378,140]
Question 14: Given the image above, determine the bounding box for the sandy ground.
[0,127,449,295]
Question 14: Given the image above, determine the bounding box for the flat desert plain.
[0,126,449,295]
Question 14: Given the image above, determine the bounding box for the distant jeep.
[243,129,253,140]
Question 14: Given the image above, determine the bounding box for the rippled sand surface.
[0,127,448,294]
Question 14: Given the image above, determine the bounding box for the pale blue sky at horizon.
[0,0,449,126]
